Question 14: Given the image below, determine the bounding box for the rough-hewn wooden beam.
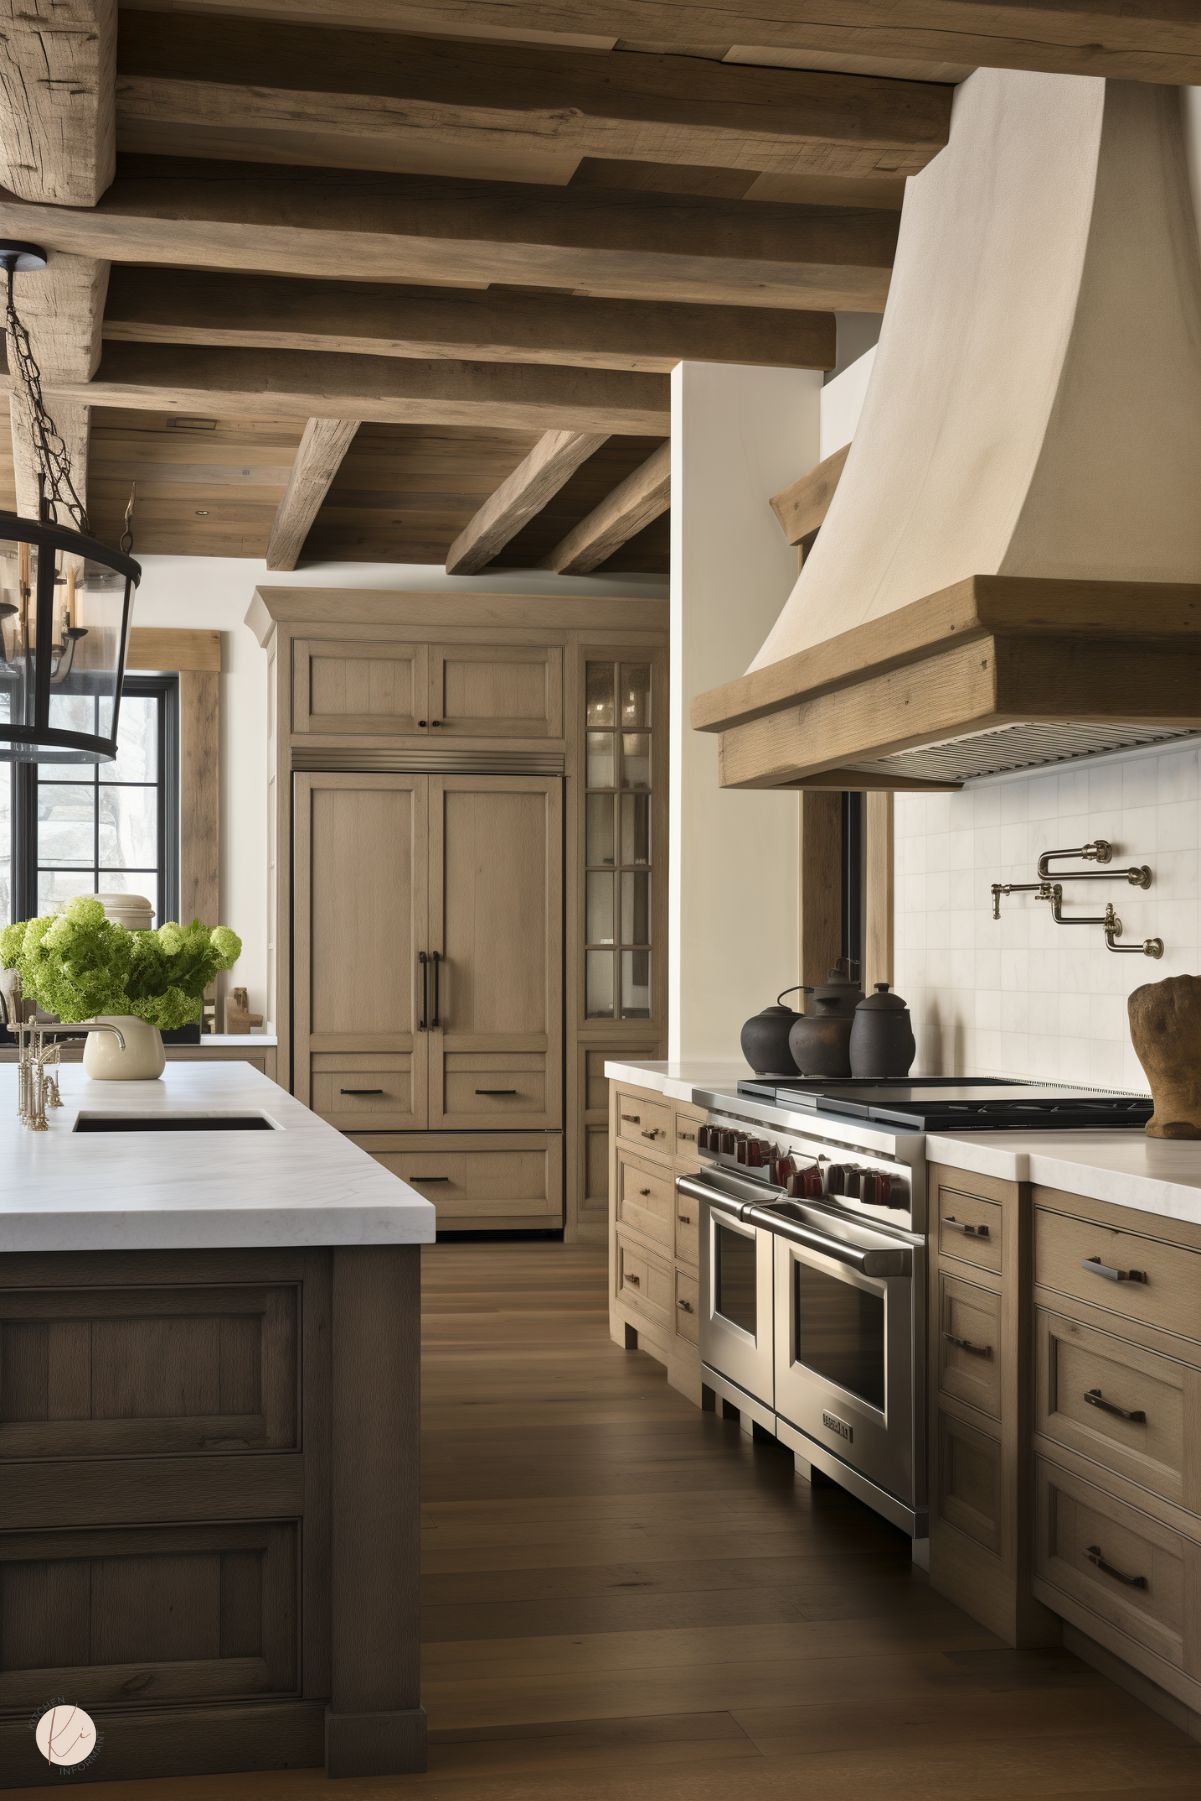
[117,0,1201,86]
[445,430,607,576]
[0,159,899,311]
[770,442,850,546]
[103,268,837,373]
[266,416,360,571]
[542,440,669,574]
[0,0,116,205]
[3,342,669,435]
[116,15,950,182]
[5,254,108,520]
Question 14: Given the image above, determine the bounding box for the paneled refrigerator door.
[426,775,563,1132]
[293,771,430,1130]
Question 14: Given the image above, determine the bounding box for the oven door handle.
[676,1172,764,1218]
[744,1205,912,1277]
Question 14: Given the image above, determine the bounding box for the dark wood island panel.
[0,1244,423,1788]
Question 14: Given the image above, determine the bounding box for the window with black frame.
[2,674,180,927]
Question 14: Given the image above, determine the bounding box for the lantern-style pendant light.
[0,242,140,764]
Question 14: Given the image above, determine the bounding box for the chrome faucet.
[15,1021,126,1130]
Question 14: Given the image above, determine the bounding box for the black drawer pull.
[944,1215,990,1239]
[677,1298,694,1313]
[620,1112,641,1123]
[1084,1387,1147,1424]
[411,1174,450,1183]
[1086,1544,1148,1589]
[943,1331,993,1359]
[340,1087,385,1096]
[1083,1256,1147,1284]
[678,1129,697,1142]
[678,1213,692,1226]
[626,1272,641,1286]
[641,1127,663,1140]
[638,1187,652,1197]
[475,1087,518,1096]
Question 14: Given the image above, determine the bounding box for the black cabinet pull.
[475,1088,517,1096]
[431,950,442,1028]
[943,1331,993,1358]
[944,1215,990,1239]
[1086,1544,1148,1589]
[626,1272,640,1286]
[678,1212,692,1225]
[677,1298,694,1313]
[418,950,429,1031]
[638,1187,652,1197]
[431,718,445,728]
[340,1088,385,1096]
[411,1174,450,1183]
[1083,1256,1147,1284]
[620,1112,641,1124]
[1084,1387,1147,1423]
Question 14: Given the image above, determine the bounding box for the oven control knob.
[697,1124,716,1153]
[825,1163,846,1194]
[734,1134,750,1163]
[803,1165,825,1198]
[843,1166,864,1198]
[774,1153,796,1187]
[860,1172,880,1205]
[878,1174,898,1208]
[720,1129,737,1155]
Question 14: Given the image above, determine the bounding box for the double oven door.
[694,1177,775,1407]
[764,1205,920,1508]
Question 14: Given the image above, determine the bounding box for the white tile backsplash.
[894,743,1201,1090]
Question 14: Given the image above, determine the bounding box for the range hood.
[693,71,1201,790]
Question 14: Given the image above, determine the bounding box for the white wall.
[132,556,666,1020]
[894,746,1201,1092]
[669,362,822,1059]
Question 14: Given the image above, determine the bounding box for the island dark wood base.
[0,1243,424,1788]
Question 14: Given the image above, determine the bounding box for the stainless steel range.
[684,1078,1153,1542]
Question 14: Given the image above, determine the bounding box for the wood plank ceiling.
[0,1,1192,575]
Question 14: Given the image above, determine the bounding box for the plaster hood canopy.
[693,69,1201,792]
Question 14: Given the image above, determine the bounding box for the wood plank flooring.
[11,1241,1201,1799]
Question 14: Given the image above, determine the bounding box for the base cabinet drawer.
[311,1052,417,1130]
[937,1272,1002,1420]
[674,1190,700,1270]
[934,1407,1002,1554]
[1034,1200,1201,1344]
[674,1269,699,1345]
[351,1132,563,1230]
[615,1151,674,1254]
[935,1182,1003,1275]
[1034,1457,1199,1683]
[438,1052,556,1130]
[1034,1308,1195,1512]
[614,1089,672,1157]
[615,1230,672,1330]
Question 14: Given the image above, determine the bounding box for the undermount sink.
[72,1113,277,1133]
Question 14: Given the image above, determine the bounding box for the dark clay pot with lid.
[849,982,916,1079]
[787,961,864,1079]
[740,986,804,1075]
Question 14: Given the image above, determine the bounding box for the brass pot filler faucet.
[991,839,1163,958]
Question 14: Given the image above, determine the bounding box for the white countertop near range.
[0,1059,435,1254]
[604,1059,752,1105]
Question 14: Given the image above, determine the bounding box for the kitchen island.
[0,1060,434,1789]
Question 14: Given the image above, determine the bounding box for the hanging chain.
[3,260,90,536]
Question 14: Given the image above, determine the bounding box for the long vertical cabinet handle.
[418,950,429,1031]
[430,951,442,1028]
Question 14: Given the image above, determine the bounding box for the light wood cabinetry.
[927,1162,1053,1647]
[932,1161,1201,1740]
[608,1078,707,1404]
[249,588,668,1238]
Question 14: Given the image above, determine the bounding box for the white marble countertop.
[604,1058,753,1105]
[606,1057,1201,1228]
[0,1061,435,1253]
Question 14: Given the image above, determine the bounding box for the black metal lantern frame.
[0,241,141,765]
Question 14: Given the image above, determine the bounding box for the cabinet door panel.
[427,776,562,1129]
[293,639,427,736]
[428,644,562,739]
[294,774,428,1125]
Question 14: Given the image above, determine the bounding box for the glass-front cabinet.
[573,644,667,1240]
[583,657,656,1022]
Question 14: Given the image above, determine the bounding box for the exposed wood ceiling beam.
[265,417,360,571]
[0,159,899,311]
[0,0,116,205]
[3,343,669,435]
[542,440,670,573]
[445,430,607,575]
[5,254,108,521]
[102,268,837,374]
[115,15,951,184]
[771,442,850,546]
[116,0,1201,86]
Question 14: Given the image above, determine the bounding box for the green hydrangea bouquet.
[1,897,242,1031]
